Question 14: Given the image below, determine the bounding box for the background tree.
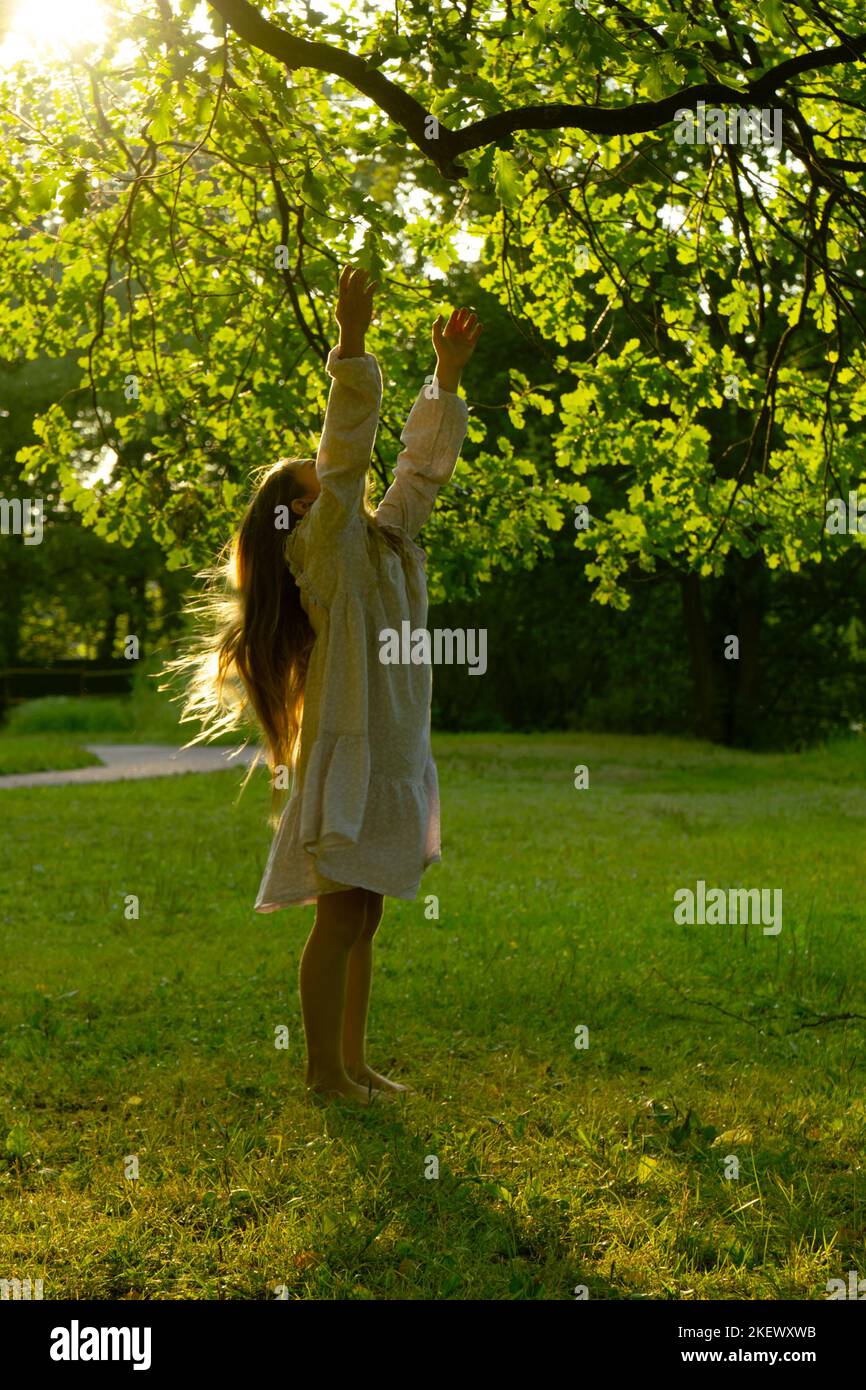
[1,0,864,741]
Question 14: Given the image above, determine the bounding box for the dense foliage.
[1,0,864,740]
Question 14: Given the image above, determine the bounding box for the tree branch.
[207,0,457,174]
[207,0,866,180]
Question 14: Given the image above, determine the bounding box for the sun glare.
[0,0,109,66]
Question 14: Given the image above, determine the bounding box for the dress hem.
[254,853,441,912]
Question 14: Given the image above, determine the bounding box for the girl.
[181,266,481,1104]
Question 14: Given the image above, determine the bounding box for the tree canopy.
[1,0,865,733]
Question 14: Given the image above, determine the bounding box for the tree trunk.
[731,552,764,746]
[96,606,119,664]
[0,549,25,667]
[680,573,722,741]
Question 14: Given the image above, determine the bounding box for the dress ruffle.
[255,750,440,909]
[298,732,370,851]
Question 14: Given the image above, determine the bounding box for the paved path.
[0,743,260,789]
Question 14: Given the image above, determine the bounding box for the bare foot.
[306,1072,378,1105]
[347,1064,411,1095]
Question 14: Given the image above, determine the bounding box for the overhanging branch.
[207,0,866,180]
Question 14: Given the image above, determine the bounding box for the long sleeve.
[375,382,469,539]
[284,347,382,611]
[314,345,383,518]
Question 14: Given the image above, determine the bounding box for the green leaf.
[5,1125,32,1160]
[31,177,57,212]
[493,150,524,210]
[637,1154,659,1182]
[758,0,788,38]
[150,95,174,143]
[718,282,752,334]
[61,170,89,222]
[642,59,667,101]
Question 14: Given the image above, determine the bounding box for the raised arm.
[315,266,382,519]
[376,307,482,539]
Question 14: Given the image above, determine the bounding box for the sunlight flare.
[0,0,108,65]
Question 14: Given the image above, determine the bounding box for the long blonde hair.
[165,456,409,819]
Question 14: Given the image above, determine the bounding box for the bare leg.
[343,894,409,1093]
[299,887,375,1103]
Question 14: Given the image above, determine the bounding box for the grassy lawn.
[0,735,103,776]
[1,731,864,1300]
[0,693,180,779]
[0,685,249,775]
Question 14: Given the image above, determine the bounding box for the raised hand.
[335,264,378,358]
[432,308,483,392]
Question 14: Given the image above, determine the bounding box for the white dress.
[255,347,469,909]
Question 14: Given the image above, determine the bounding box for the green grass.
[0,735,103,775]
[0,675,250,773]
[4,694,141,735]
[1,731,864,1300]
